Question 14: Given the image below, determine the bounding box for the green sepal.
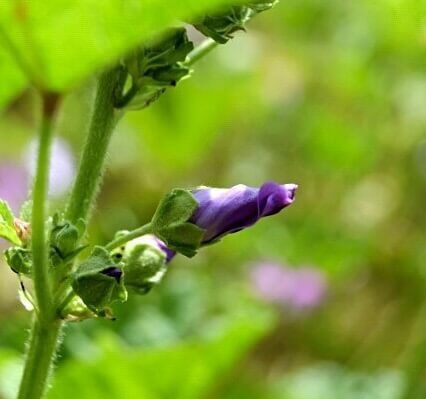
[118,28,194,110]
[156,223,204,258]
[150,189,204,257]
[51,222,79,257]
[72,246,127,313]
[122,241,167,295]
[248,0,279,12]
[192,1,279,43]
[193,6,251,44]
[3,247,32,275]
[0,200,21,246]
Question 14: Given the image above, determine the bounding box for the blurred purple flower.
[0,162,28,213]
[191,182,298,243]
[25,137,75,197]
[251,262,327,311]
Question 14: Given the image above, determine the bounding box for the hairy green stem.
[66,67,124,226]
[17,319,63,399]
[17,93,61,399]
[185,38,218,66]
[104,222,153,251]
[31,93,59,320]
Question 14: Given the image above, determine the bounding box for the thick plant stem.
[17,319,63,399]
[66,67,124,226]
[31,92,59,320]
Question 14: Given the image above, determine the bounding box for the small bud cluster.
[113,1,280,111]
[193,1,278,43]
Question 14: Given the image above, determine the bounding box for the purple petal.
[102,267,122,283]
[156,239,176,263]
[191,182,298,243]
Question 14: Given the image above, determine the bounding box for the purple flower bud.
[102,266,122,283]
[191,182,297,243]
[130,234,176,263]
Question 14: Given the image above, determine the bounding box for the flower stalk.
[17,92,62,399]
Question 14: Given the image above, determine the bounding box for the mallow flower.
[191,182,298,243]
[251,262,327,311]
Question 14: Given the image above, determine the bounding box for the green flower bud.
[117,235,168,295]
[4,247,32,275]
[50,222,79,258]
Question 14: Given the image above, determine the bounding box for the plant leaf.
[0,200,21,246]
[0,0,244,110]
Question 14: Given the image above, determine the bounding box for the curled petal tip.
[284,183,298,202]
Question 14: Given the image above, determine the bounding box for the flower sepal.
[72,246,127,315]
[150,189,205,257]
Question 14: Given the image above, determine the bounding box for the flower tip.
[284,183,298,202]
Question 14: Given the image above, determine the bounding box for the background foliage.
[1,0,426,398]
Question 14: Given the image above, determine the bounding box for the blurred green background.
[1,0,426,398]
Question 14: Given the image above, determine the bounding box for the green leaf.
[151,189,204,257]
[48,317,273,399]
[72,246,127,313]
[0,43,27,110]
[0,200,21,246]
[0,0,244,109]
